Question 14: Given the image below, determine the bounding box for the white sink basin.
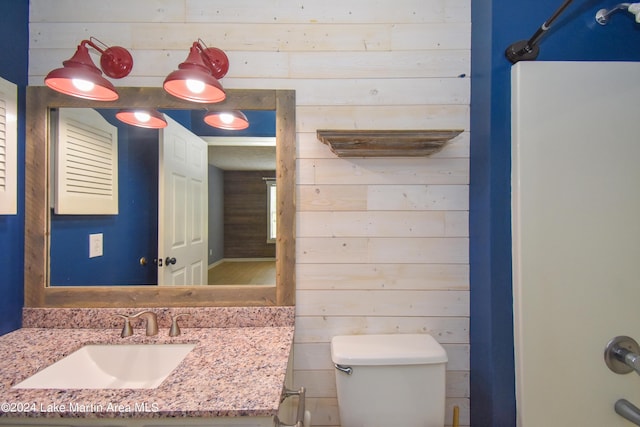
[13,343,196,389]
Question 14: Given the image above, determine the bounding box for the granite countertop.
[0,307,295,420]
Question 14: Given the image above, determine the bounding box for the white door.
[158,116,208,286]
[511,61,640,426]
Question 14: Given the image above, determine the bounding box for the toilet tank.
[331,334,447,427]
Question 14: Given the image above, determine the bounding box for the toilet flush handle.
[334,364,353,375]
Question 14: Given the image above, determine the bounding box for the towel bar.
[275,386,306,427]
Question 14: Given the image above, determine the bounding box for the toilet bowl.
[331,333,447,427]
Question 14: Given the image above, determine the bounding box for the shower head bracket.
[504,0,573,64]
[505,40,540,63]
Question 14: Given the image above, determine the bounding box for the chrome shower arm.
[596,2,640,24]
[596,3,631,24]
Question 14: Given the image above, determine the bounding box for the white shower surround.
[511,61,640,426]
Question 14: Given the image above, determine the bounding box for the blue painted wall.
[470,0,640,425]
[0,0,28,335]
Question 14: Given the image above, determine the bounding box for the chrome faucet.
[132,311,159,336]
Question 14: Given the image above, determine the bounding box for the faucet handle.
[115,314,133,338]
[169,313,190,337]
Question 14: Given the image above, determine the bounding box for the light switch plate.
[89,233,103,258]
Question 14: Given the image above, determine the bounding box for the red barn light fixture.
[115,109,167,129]
[163,40,229,103]
[204,110,249,130]
[44,37,133,101]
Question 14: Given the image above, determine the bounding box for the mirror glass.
[48,107,276,287]
[25,87,296,307]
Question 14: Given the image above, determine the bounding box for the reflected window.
[267,180,276,243]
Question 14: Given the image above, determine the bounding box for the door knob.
[165,257,177,265]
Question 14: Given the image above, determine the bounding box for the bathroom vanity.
[6,85,301,426]
[0,307,296,427]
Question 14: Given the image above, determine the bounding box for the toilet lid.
[331,334,447,365]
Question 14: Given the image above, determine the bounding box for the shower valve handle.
[605,336,640,375]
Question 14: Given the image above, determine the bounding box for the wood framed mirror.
[25,86,295,307]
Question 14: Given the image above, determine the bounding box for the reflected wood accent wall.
[224,170,276,259]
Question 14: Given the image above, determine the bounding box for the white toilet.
[331,333,447,427]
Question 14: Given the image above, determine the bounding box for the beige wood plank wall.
[29,1,471,425]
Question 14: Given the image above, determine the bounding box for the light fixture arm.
[192,39,229,79]
[83,37,109,56]
[77,37,133,79]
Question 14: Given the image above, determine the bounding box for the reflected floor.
[208,260,276,285]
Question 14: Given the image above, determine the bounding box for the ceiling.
[203,137,276,171]
[183,110,277,172]
[207,145,276,171]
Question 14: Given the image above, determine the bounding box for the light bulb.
[134,111,151,122]
[72,79,95,92]
[186,79,205,94]
[219,113,234,124]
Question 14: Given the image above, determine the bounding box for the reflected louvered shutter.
[54,108,118,214]
[0,76,17,215]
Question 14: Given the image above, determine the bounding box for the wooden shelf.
[316,129,463,157]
